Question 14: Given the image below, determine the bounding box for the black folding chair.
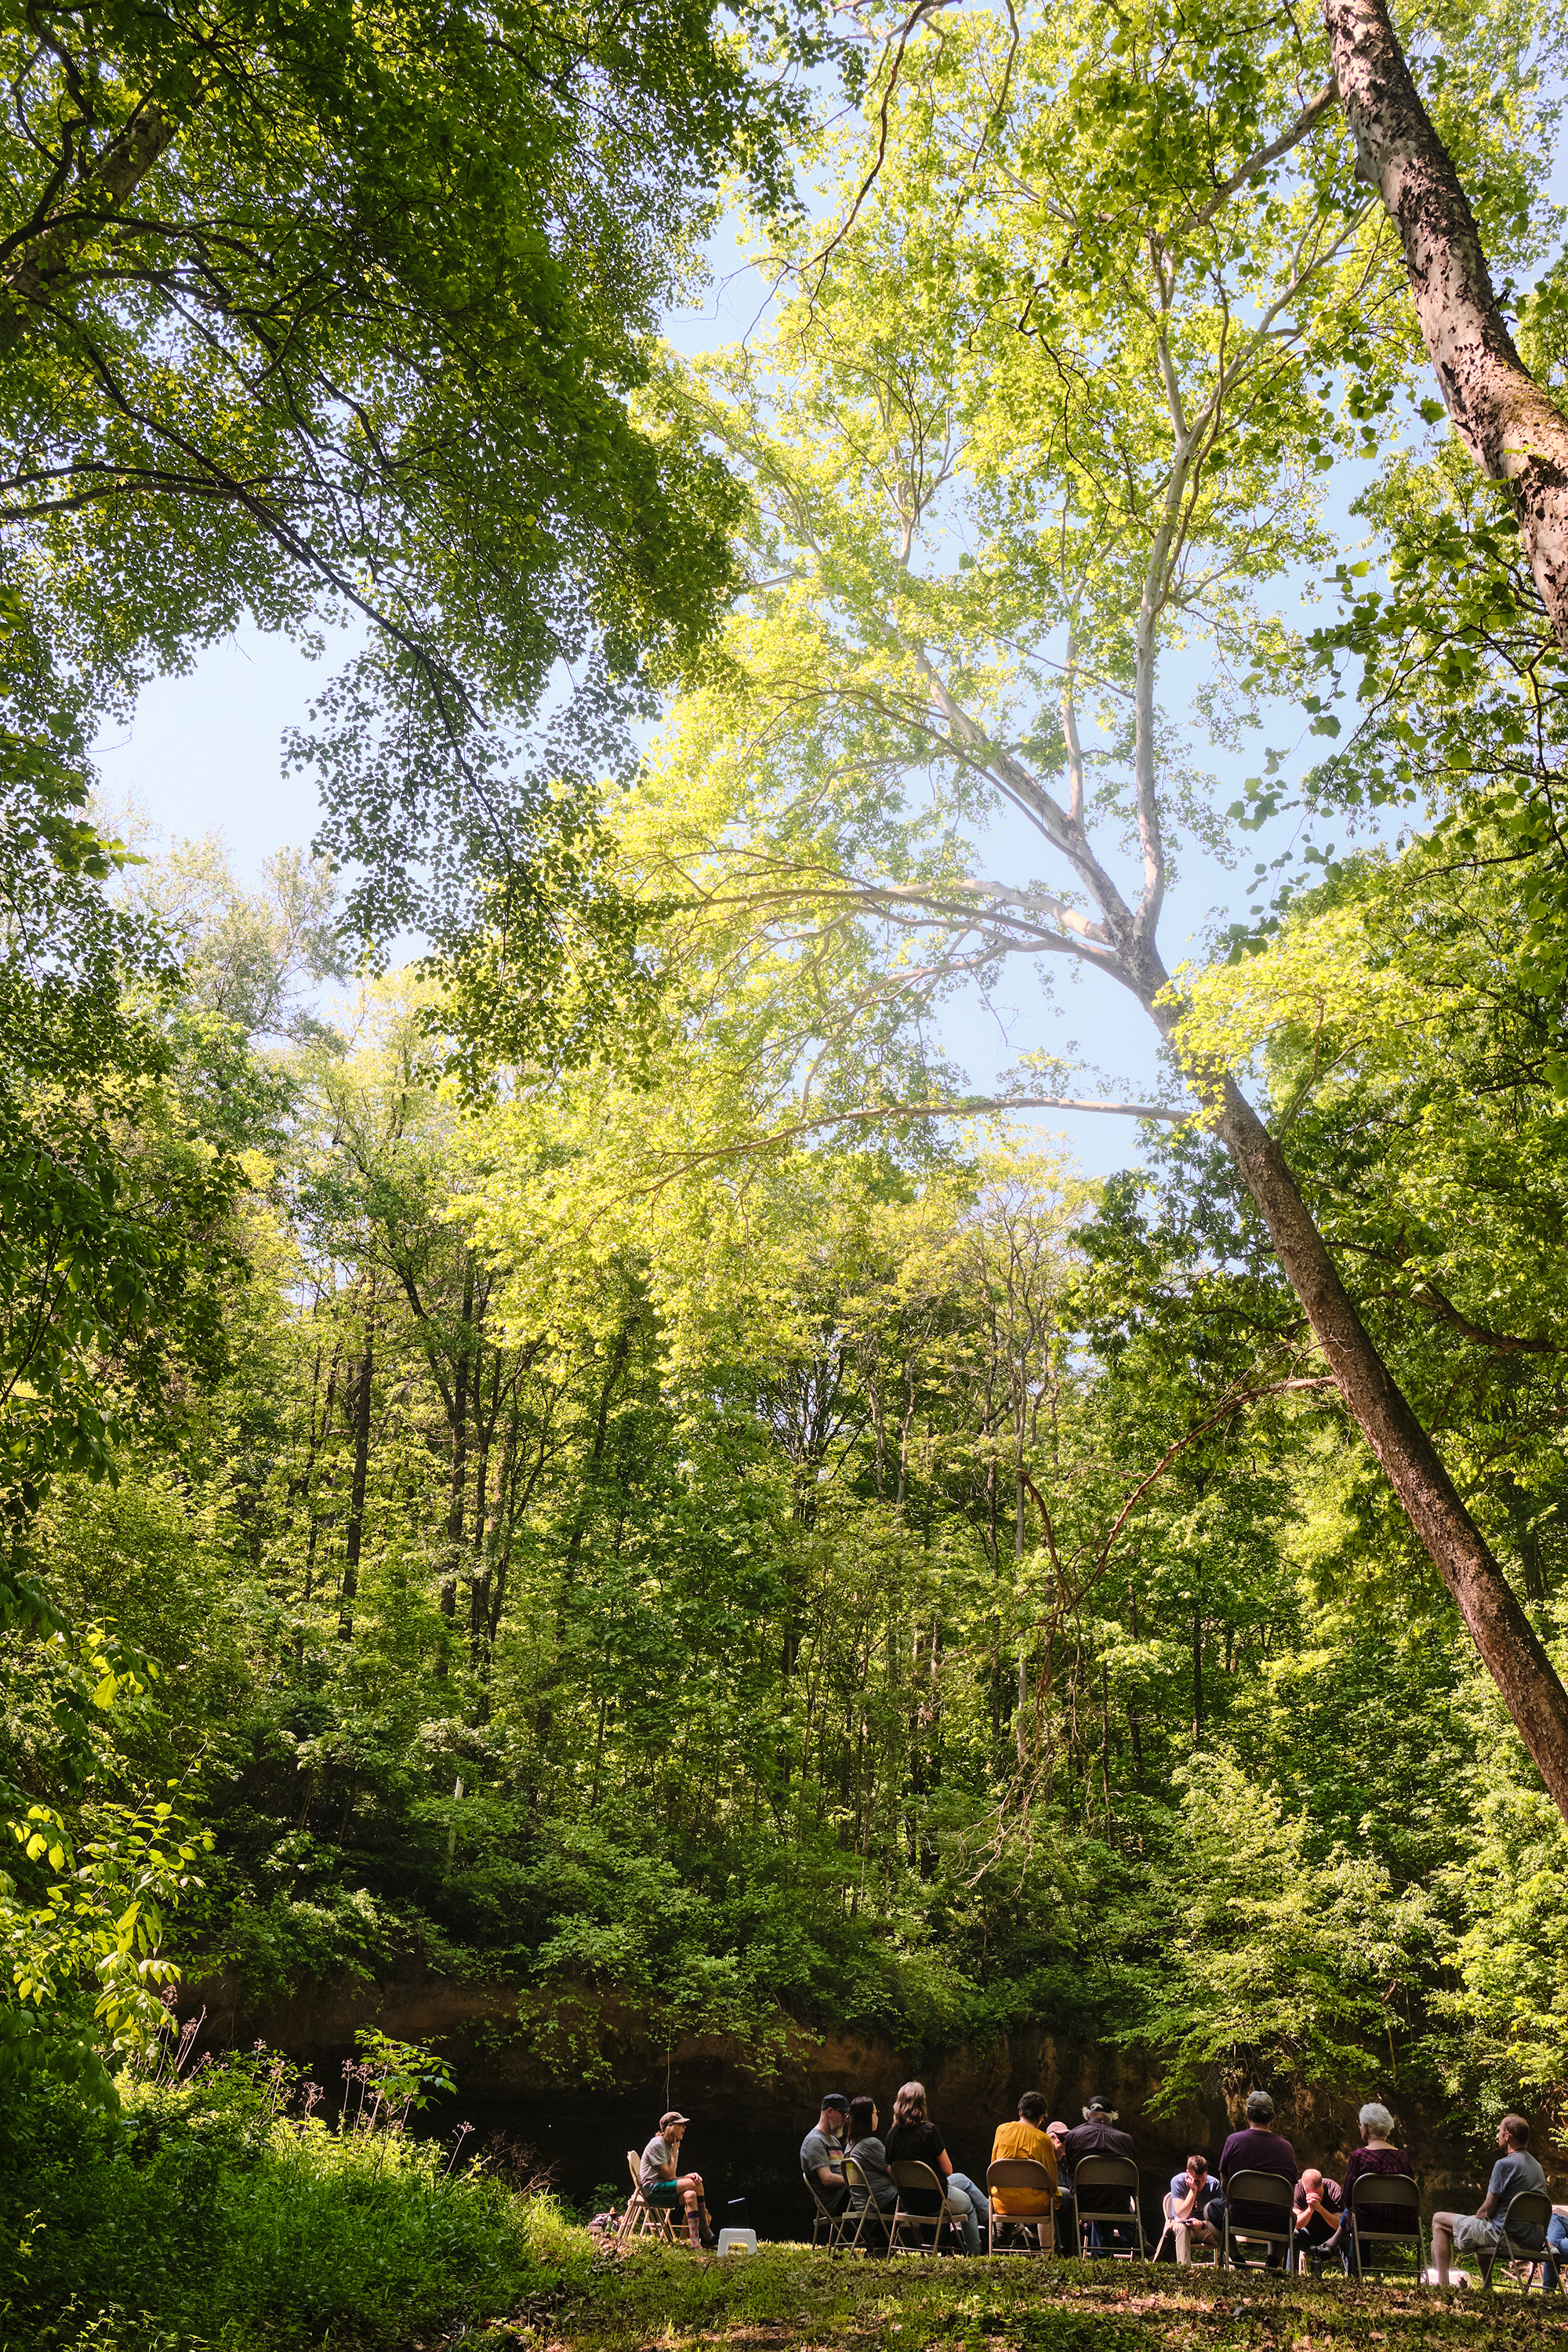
[1348,2171,1425,2283]
[804,2172,849,2249]
[1073,2154,1145,2260]
[1221,2169,1294,2272]
[987,2159,1055,2256]
[889,2161,963,2254]
[1483,2190,1555,2293]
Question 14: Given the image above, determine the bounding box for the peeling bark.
[1326,0,1568,648]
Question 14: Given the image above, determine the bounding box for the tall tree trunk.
[1214,1077,1568,1818]
[1192,1599,1203,1744]
[469,1348,501,1671]
[485,1396,524,1646]
[297,1347,341,1664]
[434,1259,477,1674]
[338,1307,375,1642]
[1325,0,1568,648]
[538,1320,630,1747]
[1118,898,1568,1813]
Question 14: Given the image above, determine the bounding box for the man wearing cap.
[1064,2096,1137,2256]
[641,2110,716,2248]
[800,2093,851,2218]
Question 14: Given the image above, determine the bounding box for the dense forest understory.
[12,847,1568,2125]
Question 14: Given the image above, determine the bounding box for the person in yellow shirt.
[989,2092,1059,2249]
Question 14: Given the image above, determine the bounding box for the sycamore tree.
[621,0,1568,1813]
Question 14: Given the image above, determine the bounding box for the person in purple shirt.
[1218,2089,1299,2267]
[1315,2102,1417,2270]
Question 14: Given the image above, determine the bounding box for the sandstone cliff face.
[179,1967,1510,2236]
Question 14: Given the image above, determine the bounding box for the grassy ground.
[502,2244,1568,2352]
[12,2126,1568,2352]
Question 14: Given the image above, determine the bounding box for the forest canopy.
[7,0,1568,2178]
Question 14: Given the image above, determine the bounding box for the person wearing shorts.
[641,2110,716,2248]
[1432,2113,1547,2285]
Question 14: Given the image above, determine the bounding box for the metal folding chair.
[1155,2190,1219,2267]
[987,2159,1054,2255]
[889,2161,964,2254]
[840,2154,894,2252]
[1221,2169,1294,2272]
[1073,2154,1146,2260]
[804,2172,849,2249]
[1483,2190,1555,2292]
[1348,2171,1425,2283]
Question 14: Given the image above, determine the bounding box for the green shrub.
[0,2055,572,2351]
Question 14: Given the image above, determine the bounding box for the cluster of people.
[799,2082,1146,2252]
[793,2081,1568,2281]
[801,2084,993,2252]
[1166,2092,1558,2282]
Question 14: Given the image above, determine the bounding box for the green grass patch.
[524,2245,1568,2352]
[9,2074,1568,2352]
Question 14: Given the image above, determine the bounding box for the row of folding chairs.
[1063,2159,1439,2281]
[1169,2168,1563,2292]
[806,2156,1063,2256]
[1152,2165,1426,2277]
[808,2154,1561,2290]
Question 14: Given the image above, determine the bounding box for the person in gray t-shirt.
[1432,2113,1548,2284]
[800,2095,851,2216]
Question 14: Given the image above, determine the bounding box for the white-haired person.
[1432,2112,1546,2287]
[1065,2095,1137,2256]
[1315,2102,1417,2270]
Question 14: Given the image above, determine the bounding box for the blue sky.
[88,207,1409,1181]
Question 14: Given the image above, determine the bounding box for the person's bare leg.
[679,2170,710,2245]
[1432,2214,1456,2287]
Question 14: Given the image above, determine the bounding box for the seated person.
[990,2092,1059,2248]
[1432,2112,1547,2286]
[1319,2103,1415,2266]
[1064,2094,1134,2169]
[1542,2202,1568,2292]
[1291,2169,1344,2270]
[640,2111,715,2249]
[1167,2154,1220,2263]
[1065,2096,1136,2254]
[800,2092,851,2217]
[844,2095,900,2238]
[1047,2120,1074,2245]
[1218,2089,1298,2265]
[884,2078,989,2255]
